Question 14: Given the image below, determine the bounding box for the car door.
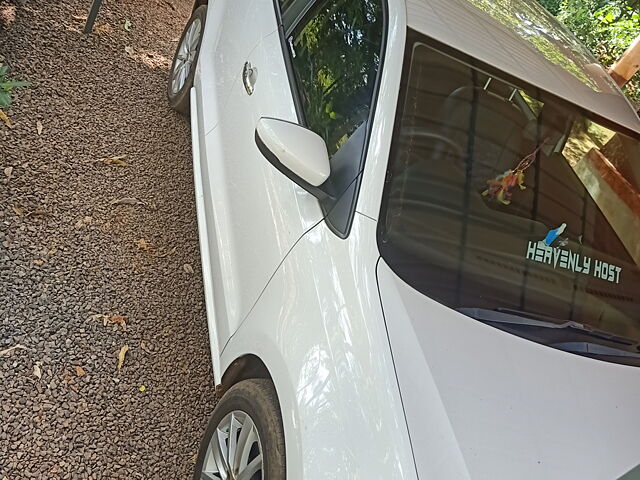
[197,0,385,351]
[196,0,324,348]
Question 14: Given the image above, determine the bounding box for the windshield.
[378,32,640,365]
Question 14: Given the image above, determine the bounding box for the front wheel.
[193,379,286,480]
[167,5,206,114]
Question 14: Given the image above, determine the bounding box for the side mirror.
[255,118,331,199]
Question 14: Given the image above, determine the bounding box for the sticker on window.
[525,224,622,284]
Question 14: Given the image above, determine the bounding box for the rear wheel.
[168,5,206,114]
[193,379,286,480]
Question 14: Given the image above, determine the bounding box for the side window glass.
[287,0,384,236]
[289,0,383,157]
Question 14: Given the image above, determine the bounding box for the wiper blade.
[458,307,583,330]
[458,307,639,348]
[550,342,640,359]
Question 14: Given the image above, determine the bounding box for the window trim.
[273,0,389,238]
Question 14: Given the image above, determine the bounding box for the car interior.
[380,40,640,346]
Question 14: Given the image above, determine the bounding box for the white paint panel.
[378,259,640,479]
[221,215,416,480]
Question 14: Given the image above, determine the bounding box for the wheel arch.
[219,353,273,394]
[192,0,208,13]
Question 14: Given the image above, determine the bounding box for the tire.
[193,379,286,480]
[167,5,207,115]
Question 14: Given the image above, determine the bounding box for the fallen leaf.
[183,263,194,274]
[33,259,44,266]
[71,14,87,21]
[117,345,129,369]
[100,155,129,167]
[0,344,27,356]
[124,19,133,31]
[26,209,47,217]
[36,120,43,135]
[0,110,13,129]
[11,205,23,216]
[125,46,134,56]
[139,341,152,354]
[138,385,146,392]
[156,246,177,258]
[107,315,127,328]
[33,361,42,379]
[94,23,112,34]
[135,238,154,251]
[4,166,13,179]
[74,366,85,377]
[50,465,61,474]
[75,216,93,228]
[88,313,109,324]
[111,197,144,206]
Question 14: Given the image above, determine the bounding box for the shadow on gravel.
[0,0,217,477]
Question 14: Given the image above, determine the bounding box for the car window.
[378,35,640,365]
[289,0,382,156]
[287,0,384,236]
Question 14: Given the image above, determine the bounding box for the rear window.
[378,34,640,364]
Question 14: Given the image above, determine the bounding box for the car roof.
[405,0,640,135]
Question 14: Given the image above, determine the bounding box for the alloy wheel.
[200,410,264,480]
[171,17,202,94]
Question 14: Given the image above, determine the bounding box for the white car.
[167,0,640,479]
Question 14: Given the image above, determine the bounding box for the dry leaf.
[74,366,85,377]
[125,46,134,56]
[33,362,42,379]
[36,120,43,135]
[94,23,112,34]
[183,263,194,274]
[156,246,177,258]
[135,238,154,251]
[140,341,152,354]
[50,465,61,474]
[33,259,44,266]
[26,209,47,217]
[75,216,93,228]
[89,313,109,324]
[138,385,146,392]
[111,197,144,206]
[72,14,87,21]
[124,19,133,31]
[11,205,23,216]
[107,315,127,328]
[117,345,129,369]
[0,344,27,356]
[0,110,13,129]
[4,166,13,179]
[100,155,129,167]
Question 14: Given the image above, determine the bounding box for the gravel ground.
[0,0,217,477]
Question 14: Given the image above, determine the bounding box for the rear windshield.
[378,34,640,364]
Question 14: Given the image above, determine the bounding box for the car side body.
[186,0,640,478]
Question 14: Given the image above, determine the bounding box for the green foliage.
[538,0,562,15]
[291,0,382,155]
[0,64,30,109]
[538,0,640,102]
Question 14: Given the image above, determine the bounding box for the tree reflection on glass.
[290,0,382,156]
[466,0,602,90]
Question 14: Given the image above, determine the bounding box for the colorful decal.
[526,226,622,284]
[482,138,549,205]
